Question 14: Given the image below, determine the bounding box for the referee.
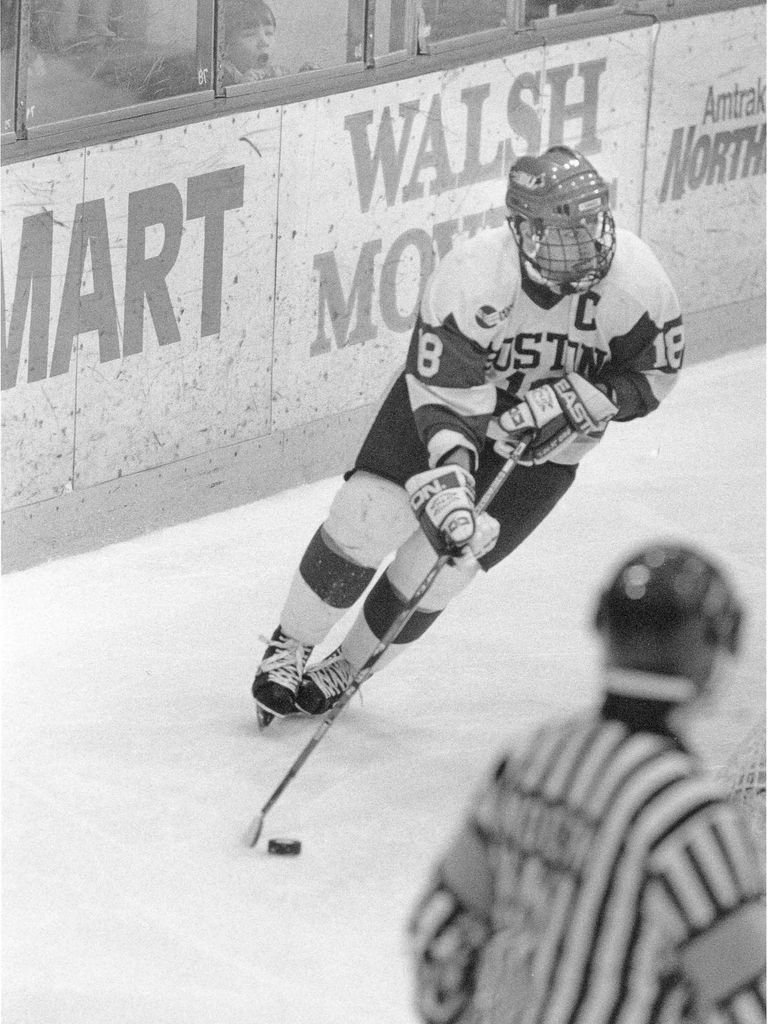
[409,542,766,1024]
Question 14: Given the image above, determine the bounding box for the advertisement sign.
[642,6,766,315]
[2,108,281,503]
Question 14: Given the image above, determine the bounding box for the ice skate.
[295,647,355,716]
[252,628,314,721]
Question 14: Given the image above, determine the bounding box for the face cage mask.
[511,210,616,294]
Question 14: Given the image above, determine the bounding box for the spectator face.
[230,21,276,69]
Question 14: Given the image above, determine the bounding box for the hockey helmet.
[594,543,743,658]
[506,146,616,293]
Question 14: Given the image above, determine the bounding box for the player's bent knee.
[324,471,414,568]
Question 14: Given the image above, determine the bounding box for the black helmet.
[506,146,616,293]
[594,543,743,656]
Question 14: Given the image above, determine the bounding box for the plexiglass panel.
[526,0,615,19]
[420,0,507,44]
[1,0,18,132]
[218,0,365,85]
[24,0,204,128]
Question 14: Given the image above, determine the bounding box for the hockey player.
[409,542,766,1024]
[252,145,685,722]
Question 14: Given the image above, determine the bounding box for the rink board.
[2,109,280,507]
[642,7,767,317]
[1,151,84,508]
[1,5,765,571]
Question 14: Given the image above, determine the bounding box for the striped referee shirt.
[431,670,765,1024]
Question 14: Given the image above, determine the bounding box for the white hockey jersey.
[404,225,684,468]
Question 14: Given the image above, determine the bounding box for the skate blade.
[256,706,275,730]
[255,702,302,730]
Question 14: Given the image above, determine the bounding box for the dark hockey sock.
[299,526,376,608]
[362,571,442,644]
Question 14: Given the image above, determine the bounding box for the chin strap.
[604,667,697,703]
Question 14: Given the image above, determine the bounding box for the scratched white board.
[1,150,85,507]
[641,6,766,317]
[272,30,650,431]
[70,109,280,491]
[4,11,764,541]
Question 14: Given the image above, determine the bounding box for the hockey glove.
[494,372,618,465]
[406,466,477,556]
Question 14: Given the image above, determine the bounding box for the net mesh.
[721,713,766,861]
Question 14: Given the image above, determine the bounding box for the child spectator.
[220,0,290,84]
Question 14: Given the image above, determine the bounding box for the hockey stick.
[246,438,530,848]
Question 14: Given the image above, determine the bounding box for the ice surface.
[2,348,765,1024]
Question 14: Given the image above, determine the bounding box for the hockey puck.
[267,838,302,856]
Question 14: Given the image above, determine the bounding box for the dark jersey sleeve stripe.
[599,310,673,421]
[405,313,492,455]
[608,311,659,367]
[405,313,488,388]
[598,368,659,421]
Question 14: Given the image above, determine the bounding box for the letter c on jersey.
[575,291,600,331]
